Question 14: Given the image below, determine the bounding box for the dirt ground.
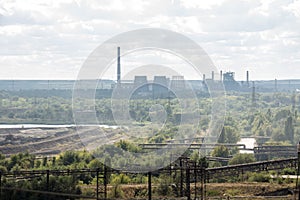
[206,182,293,195]
[106,182,296,199]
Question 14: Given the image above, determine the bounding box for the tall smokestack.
[212,71,214,81]
[203,74,206,82]
[117,47,121,84]
[246,71,249,86]
[220,70,223,81]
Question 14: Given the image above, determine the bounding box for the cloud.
[0,0,299,80]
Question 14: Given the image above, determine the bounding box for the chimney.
[212,71,214,81]
[220,70,223,81]
[203,74,206,82]
[246,71,249,86]
[117,47,121,84]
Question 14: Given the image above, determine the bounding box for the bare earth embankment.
[0,126,126,156]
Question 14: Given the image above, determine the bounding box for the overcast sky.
[0,0,300,80]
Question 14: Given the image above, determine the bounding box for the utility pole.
[292,92,296,112]
[251,81,256,107]
[117,47,121,84]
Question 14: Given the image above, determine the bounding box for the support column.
[46,170,50,200]
[104,166,107,199]
[0,172,2,198]
[186,166,190,200]
[148,172,152,200]
[180,158,184,197]
[96,168,99,200]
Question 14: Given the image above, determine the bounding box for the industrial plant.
[0,47,300,96]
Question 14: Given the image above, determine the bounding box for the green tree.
[212,146,229,158]
[218,126,240,144]
[88,159,103,169]
[218,127,226,143]
[59,151,79,166]
[229,153,255,165]
[42,157,48,167]
[285,116,294,143]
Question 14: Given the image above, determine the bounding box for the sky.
[0,0,300,80]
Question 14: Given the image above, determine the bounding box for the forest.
[0,89,299,199]
[0,90,299,144]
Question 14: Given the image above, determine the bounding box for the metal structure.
[207,157,297,181]
[0,157,298,200]
[139,143,246,150]
[0,168,108,200]
[297,142,300,200]
[254,145,297,161]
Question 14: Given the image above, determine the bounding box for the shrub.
[248,172,270,182]
[229,153,255,165]
[109,184,123,198]
[111,173,131,184]
[207,189,221,196]
[156,174,171,196]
